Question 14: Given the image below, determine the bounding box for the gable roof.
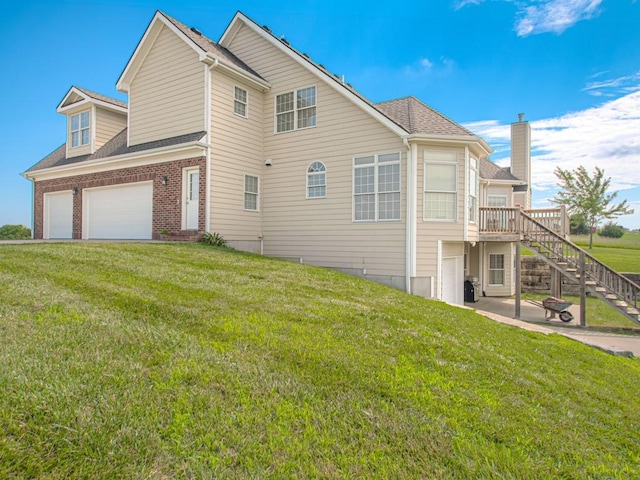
[57,86,127,114]
[219,11,409,138]
[116,11,269,93]
[375,96,476,137]
[24,129,206,174]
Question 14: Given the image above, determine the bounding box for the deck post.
[515,240,521,319]
[579,251,587,327]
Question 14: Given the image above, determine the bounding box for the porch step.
[566,268,577,273]
[605,294,618,300]
[594,287,607,293]
[627,308,639,316]
[615,301,628,308]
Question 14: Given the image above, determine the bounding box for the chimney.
[511,113,531,209]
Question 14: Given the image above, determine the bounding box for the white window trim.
[469,157,478,224]
[352,152,402,223]
[274,85,317,134]
[243,174,260,212]
[423,157,458,222]
[234,86,248,118]
[487,194,508,207]
[306,161,327,199]
[70,110,91,148]
[488,253,505,286]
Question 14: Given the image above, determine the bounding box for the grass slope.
[0,243,639,479]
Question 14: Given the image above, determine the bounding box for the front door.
[184,167,199,230]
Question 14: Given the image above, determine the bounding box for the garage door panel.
[442,256,463,306]
[44,191,73,239]
[85,182,152,239]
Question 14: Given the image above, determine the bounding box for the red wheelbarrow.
[526,296,574,323]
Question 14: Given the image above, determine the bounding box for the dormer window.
[71,111,90,147]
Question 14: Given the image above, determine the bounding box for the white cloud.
[420,58,434,68]
[583,70,640,96]
[456,0,604,36]
[465,88,640,228]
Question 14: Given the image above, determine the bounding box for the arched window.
[307,161,326,198]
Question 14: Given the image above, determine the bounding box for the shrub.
[199,232,229,247]
[598,222,625,238]
[0,224,31,240]
[569,214,589,235]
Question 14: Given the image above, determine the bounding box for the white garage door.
[84,182,153,239]
[44,191,73,239]
[442,256,463,305]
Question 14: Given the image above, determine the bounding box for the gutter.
[23,140,208,181]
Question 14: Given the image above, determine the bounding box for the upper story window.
[353,152,401,222]
[70,111,90,148]
[234,86,248,117]
[307,162,326,199]
[244,174,259,211]
[275,86,316,133]
[469,157,478,223]
[424,151,457,221]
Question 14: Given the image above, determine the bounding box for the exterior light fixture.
[72,186,78,196]
[162,175,168,185]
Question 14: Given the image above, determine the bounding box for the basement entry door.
[83,182,153,239]
[44,190,73,239]
[442,256,464,305]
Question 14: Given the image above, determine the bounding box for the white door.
[442,256,463,305]
[84,182,153,239]
[44,191,73,239]
[184,168,199,230]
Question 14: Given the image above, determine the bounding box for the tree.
[0,224,31,240]
[569,213,589,235]
[551,166,634,249]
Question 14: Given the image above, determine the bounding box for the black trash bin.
[464,280,476,303]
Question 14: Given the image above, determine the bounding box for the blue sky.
[2,0,639,228]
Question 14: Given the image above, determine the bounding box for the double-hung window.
[353,152,401,222]
[275,86,316,133]
[307,162,326,198]
[70,111,90,148]
[244,175,259,211]
[234,86,248,117]
[489,253,505,286]
[424,151,457,221]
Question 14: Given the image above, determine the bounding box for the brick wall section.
[34,156,206,239]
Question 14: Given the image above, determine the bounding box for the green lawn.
[570,232,640,272]
[1,243,639,479]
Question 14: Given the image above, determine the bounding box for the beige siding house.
[23,10,538,305]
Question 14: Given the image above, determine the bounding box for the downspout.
[404,137,416,294]
[203,58,219,233]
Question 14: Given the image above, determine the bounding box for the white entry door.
[442,256,464,305]
[83,182,153,239]
[184,168,199,230]
[44,191,73,239]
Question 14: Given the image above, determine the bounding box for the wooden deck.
[479,207,569,241]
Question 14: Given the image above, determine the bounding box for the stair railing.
[520,210,639,311]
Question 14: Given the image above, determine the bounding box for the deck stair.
[519,211,639,325]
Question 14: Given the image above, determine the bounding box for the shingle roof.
[375,96,476,137]
[73,86,127,109]
[479,157,520,182]
[159,11,264,81]
[25,129,206,173]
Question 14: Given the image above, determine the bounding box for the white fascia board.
[219,12,408,138]
[406,134,493,156]
[480,178,526,185]
[57,86,128,114]
[23,142,207,181]
[116,12,203,92]
[200,52,271,91]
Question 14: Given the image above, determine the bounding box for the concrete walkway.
[467,297,640,357]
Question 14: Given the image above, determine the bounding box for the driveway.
[466,296,640,357]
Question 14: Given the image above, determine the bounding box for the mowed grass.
[1,243,639,479]
[571,232,640,272]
